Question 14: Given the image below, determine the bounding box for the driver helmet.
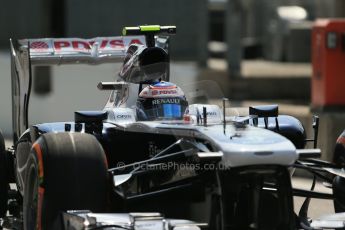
[136,81,188,121]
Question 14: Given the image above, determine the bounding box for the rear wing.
[22,36,145,65]
[10,36,146,143]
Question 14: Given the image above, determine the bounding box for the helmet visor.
[161,103,182,118]
[139,97,187,120]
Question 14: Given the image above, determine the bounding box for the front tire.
[23,132,108,230]
[0,129,9,217]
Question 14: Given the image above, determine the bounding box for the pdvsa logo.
[158,90,177,95]
[30,41,49,50]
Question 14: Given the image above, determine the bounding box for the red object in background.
[312,19,345,109]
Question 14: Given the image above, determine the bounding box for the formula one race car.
[1,25,345,230]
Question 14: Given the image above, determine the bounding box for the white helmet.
[136,81,188,121]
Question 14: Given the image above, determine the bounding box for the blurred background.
[0,0,344,161]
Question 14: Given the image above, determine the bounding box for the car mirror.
[249,104,279,117]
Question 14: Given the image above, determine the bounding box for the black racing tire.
[23,132,108,230]
[333,176,345,213]
[0,129,9,217]
[333,130,345,167]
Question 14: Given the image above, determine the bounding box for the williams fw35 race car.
[1,25,345,230]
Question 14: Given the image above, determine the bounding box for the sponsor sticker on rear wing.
[18,36,146,65]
